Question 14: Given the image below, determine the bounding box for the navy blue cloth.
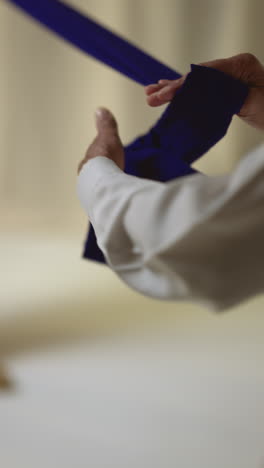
[8,0,249,264]
[8,0,180,85]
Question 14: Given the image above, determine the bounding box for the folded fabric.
[7,0,249,264]
[83,65,248,263]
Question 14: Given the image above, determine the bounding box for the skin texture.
[78,53,264,173]
[145,53,264,131]
[77,108,124,174]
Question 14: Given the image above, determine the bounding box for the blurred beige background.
[0,1,264,467]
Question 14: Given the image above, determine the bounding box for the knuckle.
[241,52,257,62]
[230,53,260,83]
[236,52,258,67]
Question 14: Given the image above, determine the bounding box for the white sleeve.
[77,144,264,311]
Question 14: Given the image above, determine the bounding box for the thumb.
[95,107,118,133]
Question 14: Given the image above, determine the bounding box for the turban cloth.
[8,0,249,264]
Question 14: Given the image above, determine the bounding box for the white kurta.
[77,143,264,311]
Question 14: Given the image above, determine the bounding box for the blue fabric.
[8,0,181,85]
[8,0,249,264]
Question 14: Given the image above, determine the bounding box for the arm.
[77,144,264,311]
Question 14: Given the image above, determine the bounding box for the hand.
[145,53,264,131]
[78,108,125,174]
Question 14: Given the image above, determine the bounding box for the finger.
[146,78,186,107]
[157,76,187,92]
[146,93,171,107]
[95,107,118,133]
[145,79,175,94]
[147,84,179,106]
[170,75,187,89]
[145,77,185,96]
[145,83,165,96]
[158,79,172,84]
[158,83,180,101]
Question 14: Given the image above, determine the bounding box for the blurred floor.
[1,321,264,468]
[1,232,264,468]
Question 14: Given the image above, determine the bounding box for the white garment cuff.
[77,156,122,219]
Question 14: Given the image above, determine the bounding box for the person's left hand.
[78,108,125,174]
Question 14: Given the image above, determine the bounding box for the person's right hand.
[145,53,264,131]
